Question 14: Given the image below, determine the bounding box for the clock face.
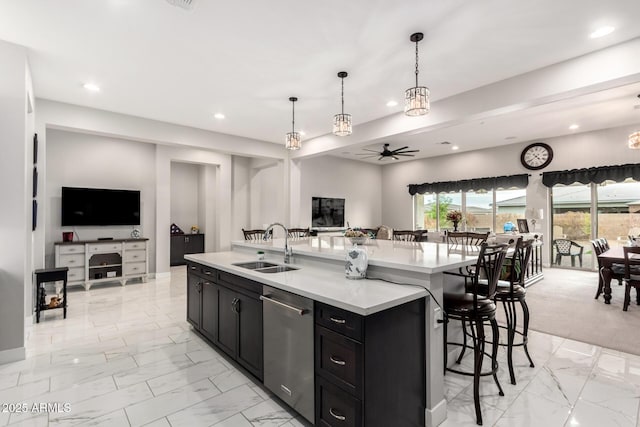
[521,142,553,170]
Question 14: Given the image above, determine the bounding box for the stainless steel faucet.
[264,223,292,264]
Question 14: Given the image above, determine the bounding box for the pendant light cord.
[291,99,295,133]
[341,76,345,115]
[415,40,420,87]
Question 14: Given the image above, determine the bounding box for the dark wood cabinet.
[314,300,425,427]
[171,234,205,266]
[186,262,263,381]
[186,271,201,329]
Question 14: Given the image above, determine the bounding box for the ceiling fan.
[356,143,419,160]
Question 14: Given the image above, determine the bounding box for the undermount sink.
[232,261,299,273]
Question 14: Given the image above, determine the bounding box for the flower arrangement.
[344,228,367,238]
[446,210,463,222]
[190,225,199,234]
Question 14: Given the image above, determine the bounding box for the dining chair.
[592,240,624,299]
[287,227,310,238]
[443,242,508,425]
[553,239,583,267]
[393,230,417,242]
[622,246,640,311]
[242,228,271,241]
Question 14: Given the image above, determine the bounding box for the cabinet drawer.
[124,250,145,263]
[124,262,146,276]
[316,376,362,427]
[88,243,121,253]
[67,267,85,282]
[125,241,146,250]
[58,244,84,255]
[58,253,85,268]
[316,326,362,396]
[316,302,363,341]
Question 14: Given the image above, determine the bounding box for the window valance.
[408,173,529,196]
[541,163,640,187]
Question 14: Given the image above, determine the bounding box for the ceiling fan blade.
[391,146,409,153]
[356,155,378,159]
[392,155,399,160]
[396,153,416,156]
[356,152,379,156]
[378,156,384,161]
[395,149,420,154]
[362,149,381,153]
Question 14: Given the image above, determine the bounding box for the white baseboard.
[426,398,447,426]
[0,347,25,365]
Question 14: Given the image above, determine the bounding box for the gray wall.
[170,161,200,234]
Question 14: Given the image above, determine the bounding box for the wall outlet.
[433,307,443,329]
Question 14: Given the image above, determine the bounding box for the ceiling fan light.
[286,132,301,150]
[629,131,640,149]
[405,86,430,116]
[333,113,352,136]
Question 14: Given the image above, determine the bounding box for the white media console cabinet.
[54,238,148,290]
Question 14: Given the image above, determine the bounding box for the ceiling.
[1,0,640,161]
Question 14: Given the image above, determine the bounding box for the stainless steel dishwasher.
[260,285,314,423]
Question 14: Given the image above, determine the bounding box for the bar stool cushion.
[443,292,496,316]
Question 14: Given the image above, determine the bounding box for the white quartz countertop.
[185,251,428,316]
[232,236,478,274]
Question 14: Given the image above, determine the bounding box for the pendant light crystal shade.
[285,97,301,150]
[405,86,430,116]
[333,71,352,136]
[333,113,352,136]
[286,131,302,150]
[629,131,640,149]
[405,32,430,117]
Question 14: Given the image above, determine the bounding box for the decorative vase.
[345,244,368,280]
[453,221,459,232]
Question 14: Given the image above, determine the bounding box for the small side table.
[34,267,68,323]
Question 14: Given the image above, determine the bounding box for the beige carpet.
[511,267,640,355]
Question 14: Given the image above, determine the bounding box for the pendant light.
[285,97,301,150]
[405,32,430,116]
[628,94,640,149]
[333,71,352,136]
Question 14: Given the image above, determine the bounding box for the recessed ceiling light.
[590,26,615,39]
[451,145,459,151]
[569,124,579,130]
[214,113,225,119]
[83,83,100,92]
[386,100,398,107]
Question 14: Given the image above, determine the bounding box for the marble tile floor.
[1,267,638,426]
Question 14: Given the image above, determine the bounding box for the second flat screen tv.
[61,186,141,226]
[311,197,345,227]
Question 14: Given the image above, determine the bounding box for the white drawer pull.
[330,317,346,324]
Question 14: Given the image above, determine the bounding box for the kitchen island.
[185,236,478,426]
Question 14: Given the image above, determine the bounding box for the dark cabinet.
[314,300,425,427]
[186,271,201,329]
[186,262,263,381]
[171,234,205,266]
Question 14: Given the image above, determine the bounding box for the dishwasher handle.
[260,295,307,316]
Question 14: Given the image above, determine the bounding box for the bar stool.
[34,267,68,323]
[443,243,508,425]
[492,237,535,385]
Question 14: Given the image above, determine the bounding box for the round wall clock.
[520,142,553,170]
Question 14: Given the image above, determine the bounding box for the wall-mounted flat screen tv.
[312,197,345,227]
[61,186,141,226]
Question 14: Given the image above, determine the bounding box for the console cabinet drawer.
[124,262,146,276]
[125,241,146,250]
[88,243,121,253]
[67,267,85,281]
[316,326,362,396]
[58,244,84,255]
[124,250,145,263]
[58,253,85,267]
[315,302,363,341]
